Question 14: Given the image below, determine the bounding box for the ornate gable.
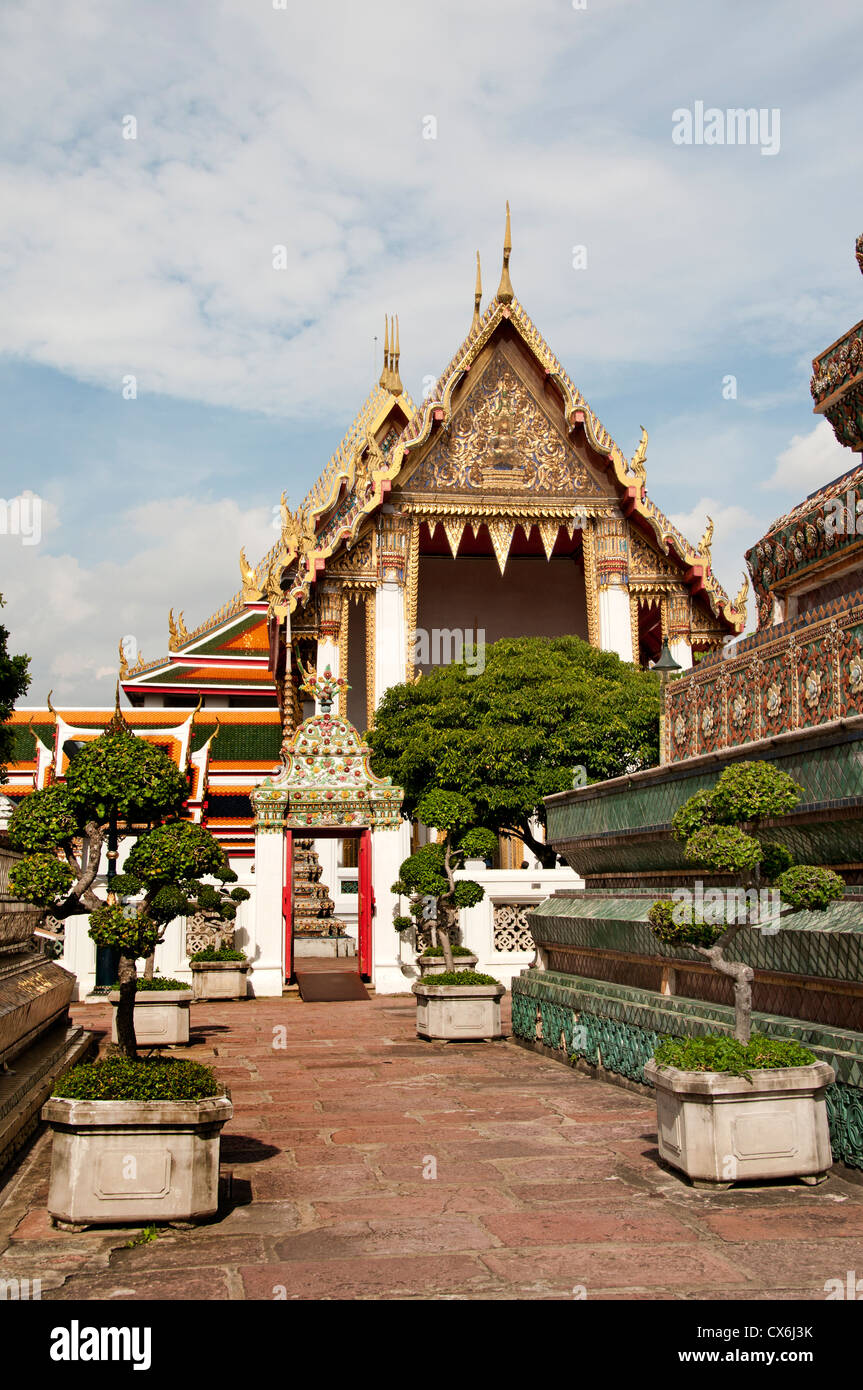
[397,344,604,501]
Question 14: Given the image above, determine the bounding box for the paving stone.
[240,1255,498,1300]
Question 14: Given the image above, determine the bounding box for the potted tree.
[643,761,843,1188]
[189,945,252,1000]
[8,713,234,1225]
[393,791,504,1041]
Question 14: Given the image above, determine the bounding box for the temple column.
[593,516,634,662]
[249,812,286,997]
[374,510,410,704]
[668,590,693,670]
[371,823,412,994]
[315,582,342,715]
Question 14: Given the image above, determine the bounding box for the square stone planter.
[190,960,251,1000]
[42,1093,233,1226]
[109,990,192,1046]
[413,981,505,1041]
[418,953,478,977]
[643,1057,835,1187]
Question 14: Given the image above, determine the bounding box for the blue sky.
[0,0,860,701]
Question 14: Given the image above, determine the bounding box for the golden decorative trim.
[405,517,420,681]
[339,593,349,717]
[630,593,641,667]
[365,590,376,732]
[582,521,600,649]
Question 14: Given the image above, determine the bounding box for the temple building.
[4,209,744,997]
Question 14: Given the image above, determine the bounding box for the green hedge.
[53,1057,220,1101]
[189,946,247,963]
[654,1033,815,1078]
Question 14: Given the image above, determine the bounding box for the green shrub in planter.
[112,976,191,992]
[654,1033,815,1078]
[421,944,474,957]
[427,970,501,987]
[189,946,248,963]
[53,1057,220,1102]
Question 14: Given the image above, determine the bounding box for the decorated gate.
[251,665,402,982]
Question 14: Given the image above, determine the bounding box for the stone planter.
[643,1057,835,1188]
[413,981,505,1041]
[418,953,478,977]
[42,1093,233,1226]
[109,990,192,1046]
[190,959,251,1001]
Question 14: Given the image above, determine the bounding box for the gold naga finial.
[629,427,648,487]
[496,201,514,305]
[168,608,180,651]
[734,573,749,622]
[240,547,263,601]
[379,317,391,391]
[118,638,130,679]
[389,314,403,396]
[472,251,482,333]
[699,515,714,565]
[177,611,188,642]
[46,689,57,716]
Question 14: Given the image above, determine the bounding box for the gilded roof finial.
[472,251,482,333]
[389,314,403,396]
[496,201,514,305]
[379,317,391,390]
[104,681,134,735]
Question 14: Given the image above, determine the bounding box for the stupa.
[292,839,354,958]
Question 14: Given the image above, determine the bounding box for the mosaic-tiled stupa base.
[292,839,347,938]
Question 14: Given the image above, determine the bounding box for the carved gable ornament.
[404,351,602,497]
[251,709,404,831]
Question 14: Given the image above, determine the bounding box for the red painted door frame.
[282,829,293,985]
[358,828,373,980]
[282,826,372,982]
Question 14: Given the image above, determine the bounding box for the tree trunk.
[701,932,753,1043]
[115,952,139,1060]
[513,823,557,870]
[438,921,455,972]
[439,838,457,972]
[142,952,155,980]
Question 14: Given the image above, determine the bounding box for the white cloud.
[762,420,851,494]
[0,497,276,705]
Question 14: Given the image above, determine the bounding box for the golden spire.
[379,317,391,390]
[472,251,482,333]
[496,201,514,305]
[389,314,403,395]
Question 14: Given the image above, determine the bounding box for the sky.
[0,0,861,703]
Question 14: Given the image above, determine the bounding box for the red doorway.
[282,826,373,983]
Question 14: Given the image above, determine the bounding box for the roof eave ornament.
[472,250,482,333]
[495,201,514,305]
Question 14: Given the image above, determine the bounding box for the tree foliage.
[651,760,845,1043]
[392,799,493,973]
[6,726,237,1059]
[368,635,660,866]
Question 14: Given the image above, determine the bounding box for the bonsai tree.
[0,594,29,781]
[648,761,844,1043]
[391,790,497,972]
[7,716,246,1058]
[368,635,660,867]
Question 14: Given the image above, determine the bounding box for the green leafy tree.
[7,723,241,1058]
[649,761,844,1043]
[391,790,497,971]
[0,595,30,782]
[368,635,660,867]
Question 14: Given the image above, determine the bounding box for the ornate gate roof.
[251,666,403,831]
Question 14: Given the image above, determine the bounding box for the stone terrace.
[2,994,863,1300]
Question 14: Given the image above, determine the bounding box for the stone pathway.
[2,994,863,1300]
